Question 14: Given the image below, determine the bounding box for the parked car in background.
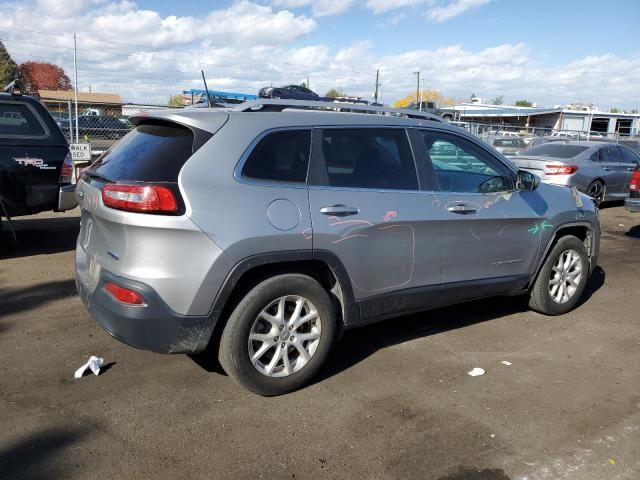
[258,85,319,100]
[0,88,76,226]
[625,164,640,212]
[76,99,600,396]
[487,136,527,156]
[511,141,640,204]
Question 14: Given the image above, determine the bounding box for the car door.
[618,146,640,193]
[308,127,443,315]
[415,128,543,301]
[597,144,628,197]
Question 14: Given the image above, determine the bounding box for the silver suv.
[75,100,600,396]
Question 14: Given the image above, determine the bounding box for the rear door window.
[0,102,47,138]
[600,145,622,163]
[320,128,418,190]
[88,121,194,182]
[619,146,640,165]
[242,130,311,184]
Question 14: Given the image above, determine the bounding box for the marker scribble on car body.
[302,228,313,240]
[383,210,397,222]
[528,220,553,235]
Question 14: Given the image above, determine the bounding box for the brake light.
[630,169,640,192]
[546,165,578,175]
[104,282,145,305]
[59,150,75,184]
[101,184,178,213]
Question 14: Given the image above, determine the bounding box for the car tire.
[586,180,605,205]
[528,235,589,315]
[218,274,336,396]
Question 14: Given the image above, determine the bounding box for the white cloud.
[427,0,490,22]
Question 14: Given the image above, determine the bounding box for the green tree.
[515,99,533,107]
[325,88,346,98]
[0,40,18,87]
[168,94,183,107]
[490,95,504,105]
[609,107,620,113]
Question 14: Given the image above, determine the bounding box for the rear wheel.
[528,235,589,315]
[219,274,336,396]
[586,180,605,205]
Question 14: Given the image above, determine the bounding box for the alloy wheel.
[548,249,583,304]
[248,295,322,377]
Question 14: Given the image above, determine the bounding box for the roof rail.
[232,99,443,122]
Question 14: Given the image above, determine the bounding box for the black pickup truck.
[0,87,76,226]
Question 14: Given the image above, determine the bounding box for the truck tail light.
[546,165,578,175]
[630,168,640,192]
[59,150,75,184]
[104,282,145,305]
[101,184,178,214]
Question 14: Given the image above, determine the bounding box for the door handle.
[603,166,611,171]
[446,203,478,215]
[320,205,359,216]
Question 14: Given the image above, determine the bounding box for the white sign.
[70,143,92,162]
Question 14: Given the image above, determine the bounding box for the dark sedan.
[258,84,319,100]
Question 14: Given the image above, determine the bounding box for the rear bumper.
[76,263,214,354]
[55,184,78,211]
[625,197,640,212]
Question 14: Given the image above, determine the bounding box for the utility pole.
[374,69,380,104]
[73,33,79,143]
[413,71,420,110]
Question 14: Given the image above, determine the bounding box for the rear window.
[242,130,311,184]
[0,102,47,138]
[89,122,193,182]
[494,138,525,147]
[526,144,589,158]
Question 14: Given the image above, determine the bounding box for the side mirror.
[516,169,540,191]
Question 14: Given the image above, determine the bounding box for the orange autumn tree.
[19,61,73,95]
[393,89,456,108]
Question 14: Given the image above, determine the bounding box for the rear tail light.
[630,168,640,192]
[104,282,145,305]
[546,165,578,175]
[101,184,178,213]
[59,150,75,184]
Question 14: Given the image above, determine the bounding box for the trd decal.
[13,155,56,170]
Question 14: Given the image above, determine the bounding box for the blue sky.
[1,0,639,107]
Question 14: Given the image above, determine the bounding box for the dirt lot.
[1,206,639,480]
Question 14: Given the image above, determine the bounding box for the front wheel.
[528,235,589,315]
[219,274,336,396]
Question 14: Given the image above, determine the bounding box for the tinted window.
[88,122,194,182]
[527,144,589,158]
[494,138,525,147]
[619,146,640,165]
[420,130,513,193]
[242,130,310,183]
[0,102,47,138]
[321,128,418,190]
[599,145,622,163]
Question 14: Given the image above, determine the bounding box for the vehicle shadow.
[0,427,88,480]
[192,268,606,381]
[0,214,80,260]
[625,225,640,239]
[0,279,78,319]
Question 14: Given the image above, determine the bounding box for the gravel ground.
[1,205,638,480]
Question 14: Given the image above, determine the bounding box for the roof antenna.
[201,70,211,108]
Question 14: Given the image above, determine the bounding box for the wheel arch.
[530,222,595,288]
[203,251,356,352]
